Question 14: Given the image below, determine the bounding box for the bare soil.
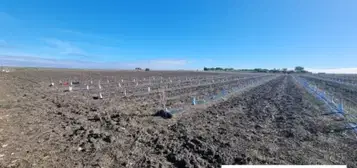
[0,70,356,168]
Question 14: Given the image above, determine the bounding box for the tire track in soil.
[132,75,357,168]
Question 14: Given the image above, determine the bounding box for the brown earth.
[0,70,356,168]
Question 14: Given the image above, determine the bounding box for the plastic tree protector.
[192,97,196,105]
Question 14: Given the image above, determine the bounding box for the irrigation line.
[112,75,270,103]
[302,76,357,112]
[51,75,273,99]
[52,75,278,118]
[92,74,252,92]
[166,75,280,115]
[293,76,357,135]
[303,74,357,88]
[43,74,235,93]
[314,74,357,86]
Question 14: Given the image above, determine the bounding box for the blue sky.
[0,0,357,72]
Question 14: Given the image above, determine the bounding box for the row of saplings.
[49,79,172,118]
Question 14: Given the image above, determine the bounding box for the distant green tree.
[282,68,288,73]
[223,68,234,71]
[269,68,278,73]
[295,66,305,73]
[253,68,261,72]
[215,67,223,71]
[203,67,208,71]
[254,68,269,73]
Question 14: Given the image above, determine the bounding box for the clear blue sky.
[0,0,356,71]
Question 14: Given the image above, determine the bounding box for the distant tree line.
[203,66,309,74]
[135,67,151,71]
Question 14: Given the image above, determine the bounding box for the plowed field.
[1,70,356,168]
